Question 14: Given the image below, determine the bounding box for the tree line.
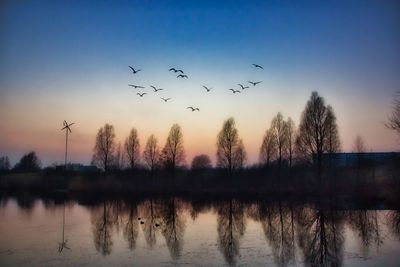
[91,91,342,173]
[1,91,399,173]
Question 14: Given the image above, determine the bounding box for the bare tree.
[286,118,296,168]
[386,92,400,137]
[0,156,11,171]
[161,124,186,171]
[113,142,124,170]
[354,135,365,153]
[191,154,212,170]
[92,124,116,172]
[271,112,288,169]
[296,92,340,169]
[325,105,341,154]
[217,118,246,174]
[354,135,366,167]
[124,128,140,169]
[14,151,41,171]
[143,134,160,172]
[233,139,247,169]
[260,128,277,166]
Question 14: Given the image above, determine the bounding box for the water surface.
[0,196,399,266]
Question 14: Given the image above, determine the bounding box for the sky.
[1,0,399,166]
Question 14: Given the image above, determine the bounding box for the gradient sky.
[1,0,399,166]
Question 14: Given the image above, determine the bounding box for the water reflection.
[252,201,296,267]
[2,195,400,266]
[297,207,344,267]
[91,202,114,255]
[160,198,186,260]
[216,199,246,266]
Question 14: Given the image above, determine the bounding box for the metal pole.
[65,130,68,170]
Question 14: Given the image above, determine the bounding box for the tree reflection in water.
[216,199,246,266]
[123,202,139,250]
[82,196,399,266]
[296,207,345,267]
[91,202,114,255]
[346,210,382,256]
[252,201,296,267]
[139,198,161,248]
[387,210,400,240]
[160,198,186,260]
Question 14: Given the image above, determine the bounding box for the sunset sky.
[1,0,399,166]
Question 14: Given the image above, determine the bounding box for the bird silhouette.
[202,85,212,92]
[137,92,146,97]
[229,89,241,94]
[150,85,163,92]
[161,97,171,102]
[177,74,188,78]
[187,106,200,111]
[252,64,264,69]
[129,84,145,89]
[169,68,184,73]
[129,66,141,74]
[238,84,249,90]
[248,81,262,86]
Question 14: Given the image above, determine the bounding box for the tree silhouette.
[270,112,288,169]
[354,135,365,153]
[124,128,140,169]
[13,151,41,171]
[0,156,11,171]
[143,134,160,173]
[325,106,341,166]
[260,128,277,166]
[92,124,116,172]
[286,118,296,168]
[386,92,400,137]
[354,135,366,166]
[216,199,246,266]
[161,124,186,171]
[217,118,246,174]
[191,154,212,170]
[296,92,340,169]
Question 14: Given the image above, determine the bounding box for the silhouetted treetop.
[14,151,41,171]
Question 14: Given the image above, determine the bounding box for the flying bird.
[238,84,249,90]
[248,81,262,86]
[161,97,171,102]
[137,92,147,97]
[129,84,145,89]
[229,89,241,94]
[187,106,200,111]
[177,74,188,79]
[252,64,264,69]
[129,66,141,74]
[202,85,212,92]
[150,85,163,92]
[169,68,184,73]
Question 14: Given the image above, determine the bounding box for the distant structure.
[322,152,400,167]
[61,120,74,170]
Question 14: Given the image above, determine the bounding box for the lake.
[0,195,399,266]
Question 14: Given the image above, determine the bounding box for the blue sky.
[1,0,399,165]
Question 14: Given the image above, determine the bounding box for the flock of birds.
[128,64,263,112]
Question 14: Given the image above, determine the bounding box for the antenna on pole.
[61,120,75,171]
